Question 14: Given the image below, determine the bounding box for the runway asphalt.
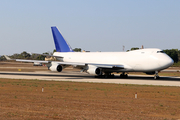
[0,71,180,86]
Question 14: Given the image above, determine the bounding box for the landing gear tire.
[95,73,114,78]
[120,72,128,78]
[154,75,160,80]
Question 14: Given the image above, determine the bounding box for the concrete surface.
[0,71,180,86]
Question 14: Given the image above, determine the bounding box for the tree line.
[0,48,81,61]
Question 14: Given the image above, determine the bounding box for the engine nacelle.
[49,64,63,72]
[145,71,155,75]
[87,65,102,75]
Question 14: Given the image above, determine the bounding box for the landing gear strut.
[154,71,160,79]
[120,72,128,78]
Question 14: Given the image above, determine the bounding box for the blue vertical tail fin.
[51,26,74,52]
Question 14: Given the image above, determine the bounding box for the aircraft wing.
[49,61,124,68]
[15,59,124,68]
[53,61,124,69]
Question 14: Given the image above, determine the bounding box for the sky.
[0,0,180,55]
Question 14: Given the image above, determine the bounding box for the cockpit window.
[157,51,165,53]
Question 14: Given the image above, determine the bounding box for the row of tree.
[0,48,82,61]
[7,51,50,60]
[0,48,180,63]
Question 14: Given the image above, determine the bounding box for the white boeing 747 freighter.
[7,27,174,79]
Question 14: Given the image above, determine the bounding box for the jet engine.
[87,65,102,75]
[49,64,63,72]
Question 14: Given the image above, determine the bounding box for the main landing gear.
[120,72,128,78]
[95,72,114,78]
[95,71,160,79]
[154,71,160,79]
[96,72,128,78]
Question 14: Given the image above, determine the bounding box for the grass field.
[0,78,180,120]
[0,61,180,119]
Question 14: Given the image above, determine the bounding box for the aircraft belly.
[103,67,133,73]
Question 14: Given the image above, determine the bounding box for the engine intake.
[49,64,63,72]
[87,65,102,75]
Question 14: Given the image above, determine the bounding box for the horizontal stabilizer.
[4,55,13,60]
[16,59,50,63]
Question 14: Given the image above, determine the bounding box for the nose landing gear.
[154,71,160,79]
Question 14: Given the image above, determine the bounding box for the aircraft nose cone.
[159,56,174,68]
[168,57,174,66]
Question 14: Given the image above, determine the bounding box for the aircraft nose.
[159,56,174,68]
[166,57,174,66]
